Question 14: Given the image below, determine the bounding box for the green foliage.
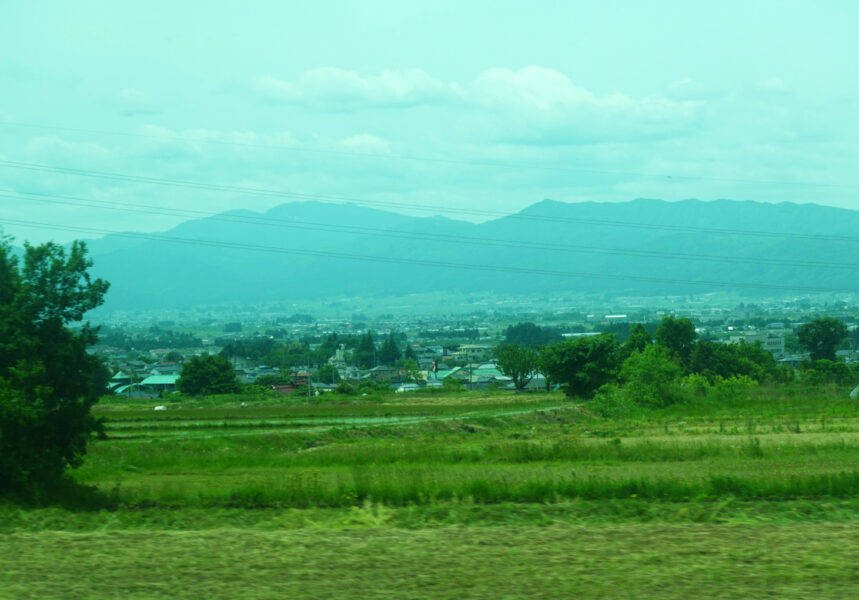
[654,315,697,365]
[621,323,652,358]
[620,345,683,408]
[164,351,184,363]
[799,359,857,386]
[679,373,711,397]
[539,334,621,398]
[316,364,340,384]
[797,317,848,361]
[177,355,240,396]
[504,322,562,348]
[334,381,358,395]
[218,337,277,361]
[690,340,777,384]
[354,332,376,369]
[494,343,538,390]
[255,373,291,386]
[442,377,464,392]
[378,332,401,366]
[399,358,422,383]
[0,239,109,492]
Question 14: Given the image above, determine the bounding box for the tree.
[654,315,697,365]
[400,358,422,383]
[315,364,340,384]
[164,351,184,363]
[177,355,240,396]
[620,345,683,408]
[494,343,538,390]
[0,239,109,492]
[504,322,562,348]
[354,332,376,369]
[378,332,401,365]
[621,323,652,358]
[690,340,777,384]
[797,318,848,361]
[538,334,621,398]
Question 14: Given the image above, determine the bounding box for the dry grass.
[2,523,857,599]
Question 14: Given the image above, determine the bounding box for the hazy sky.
[1,0,857,244]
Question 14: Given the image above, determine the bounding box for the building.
[728,333,785,359]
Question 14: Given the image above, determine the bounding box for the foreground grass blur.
[2,385,858,598]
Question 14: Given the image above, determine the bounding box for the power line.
[1,216,856,294]
[3,159,859,242]
[4,189,859,271]
[2,120,854,189]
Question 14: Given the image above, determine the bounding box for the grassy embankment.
[2,386,859,598]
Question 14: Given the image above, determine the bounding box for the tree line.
[496,316,853,406]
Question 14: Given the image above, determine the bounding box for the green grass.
[4,385,859,598]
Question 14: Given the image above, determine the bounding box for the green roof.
[140,374,179,385]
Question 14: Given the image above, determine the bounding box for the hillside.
[83,198,859,310]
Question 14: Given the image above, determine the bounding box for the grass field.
[2,387,859,598]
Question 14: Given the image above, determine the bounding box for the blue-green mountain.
[83,198,859,310]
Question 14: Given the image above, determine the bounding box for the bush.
[588,384,640,418]
[335,382,357,395]
[620,345,683,408]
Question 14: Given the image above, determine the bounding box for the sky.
[1,0,857,244]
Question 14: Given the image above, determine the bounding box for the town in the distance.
[95,291,859,400]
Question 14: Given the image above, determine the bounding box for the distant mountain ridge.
[82,198,859,311]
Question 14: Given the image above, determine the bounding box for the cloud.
[467,66,701,145]
[256,68,461,110]
[255,65,699,145]
[755,77,789,94]
[25,135,111,160]
[116,88,159,116]
[332,134,391,154]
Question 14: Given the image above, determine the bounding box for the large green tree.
[797,317,848,361]
[654,315,697,365]
[539,334,621,398]
[378,332,401,366]
[0,239,109,492]
[177,355,240,396]
[353,332,376,369]
[494,343,538,390]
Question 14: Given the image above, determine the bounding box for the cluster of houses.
[104,324,858,399]
[106,343,534,398]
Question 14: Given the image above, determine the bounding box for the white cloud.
[467,66,701,145]
[332,134,391,154]
[116,88,159,116]
[25,135,112,160]
[256,68,461,109]
[755,77,789,94]
[254,65,700,145]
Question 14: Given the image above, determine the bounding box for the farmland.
[3,387,859,598]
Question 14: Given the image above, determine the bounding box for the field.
[3,387,859,598]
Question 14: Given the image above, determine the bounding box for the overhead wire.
[0,216,854,294]
[2,120,855,189]
[2,159,859,242]
[4,188,859,271]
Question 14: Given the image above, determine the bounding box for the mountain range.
[79,198,859,311]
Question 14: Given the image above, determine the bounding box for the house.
[368,365,398,382]
[109,371,132,392]
[454,345,493,363]
[139,374,179,394]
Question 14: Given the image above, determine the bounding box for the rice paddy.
[3,387,859,598]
